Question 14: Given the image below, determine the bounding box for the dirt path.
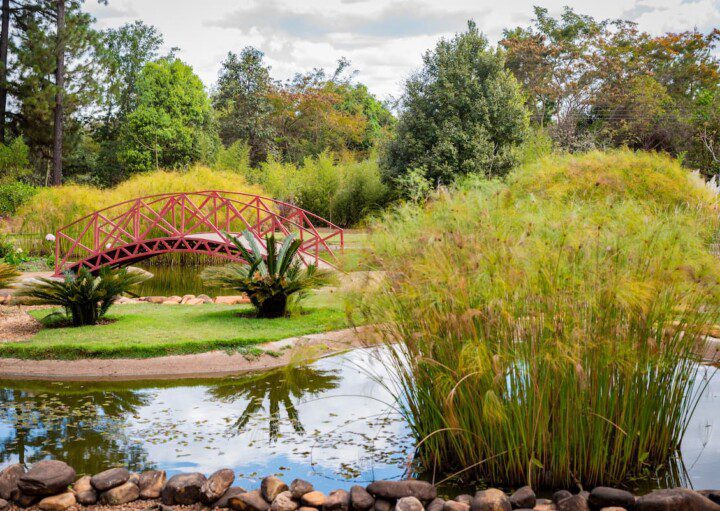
[0,306,42,341]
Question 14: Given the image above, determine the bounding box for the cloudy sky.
[86,0,720,100]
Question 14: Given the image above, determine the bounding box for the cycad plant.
[0,263,19,289]
[16,267,151,327]
[202,230,334,318]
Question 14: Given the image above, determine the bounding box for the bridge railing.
[54,191,344,274]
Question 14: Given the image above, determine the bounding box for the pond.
[133,262,226,297]
[0,348,720,495]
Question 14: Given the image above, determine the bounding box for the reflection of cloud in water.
[122,348,412,490]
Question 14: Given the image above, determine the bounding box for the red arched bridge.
[53,191,344,276]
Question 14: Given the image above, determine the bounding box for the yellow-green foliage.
[12,166,265,238]
[367,150,720,488]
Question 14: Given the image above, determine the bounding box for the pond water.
[1,348,720,495]
[133,263,227,297]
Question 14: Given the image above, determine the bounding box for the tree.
[384,21,528,186]
[213,47,274,166]
[117,58,218,173]
[691,88,720,176]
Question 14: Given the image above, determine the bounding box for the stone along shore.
[1,460,720,511]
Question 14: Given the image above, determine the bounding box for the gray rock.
[161,472,207,505]
[635,488,720,511]
[367,480,436,501]
[230,490,271,511]
[202,468,236,504]
[374,499,393,511]
[471,489,511,511]
[325,490,350,511]
[38,492,76,511]
[91,467,131,492]
[272,491,299,511]
[444,501,469,511]
[262,477,289,503]
[18,461,76,496]
[396,497,424,511]
[213,486,247,509]
[291,480,315,500]
[350,485,374,511]
[139,470,167,499]
[509,487,535,509]
[588,487,635,510]
[557,495,589,511]
[0,464,24,501]
[427,498,445,511]
[99,482,140,505]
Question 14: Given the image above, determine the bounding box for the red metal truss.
[53,191,344,275]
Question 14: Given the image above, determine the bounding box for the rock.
[699,491,720,505]
[215,295,250,305]
[509,487,535,509]
[213,486,247,508]
[18,460,76,496]
[202,468,236,503]
[162,297,181,304]
[532,501,555,511]
[471,489,511,511]
[302,492,327,508]
[635,488,720,510]
[557,495,589,511]
[38,492,76,511]
[455,495,473,505]
[325,490,350,511]
[291,480,315,500]
[367,480,437,501]
[444,501,470,511]
[161,472,207,505]
[230,490,271,511]
[298,507,318,511]
[396,497,424,511]
[0,464,24,501]
[272,491,299,511]
[73,475,97,505]
[588,487,635,510]
[99,481,140,505]
[181,294,196,304]
[146,296,165,304]
[427,498,445,511]
[139,470,166,499]
[0,498,8,510]
[197,294,213,303]
[553,491,573,505]
[15,492,38,508]
[91,467,130,491]
[350,485,374,511]
[128,472,140,485]
[598,508,626,511]
[186,298,205,305]
[262,476,289,503]
[374,499,393,511]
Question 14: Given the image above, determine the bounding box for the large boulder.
[262,476,289,503]
[350,485,375,511]
[72,476,97,505]
[37,492,76,511]
[91,467,130,492]
[213,486,247,509]
[366,480,436,501]
[0,464,24,501]
[509,487,535,509]
[18,461,76,496]
[161,472,207,505]
[636,488,720,511]
[139,470,166,499]
[99,481,140,505]
[588,487,635,510]
[230,490,271,511]
[471,489,511,511]
[202,468,236,504]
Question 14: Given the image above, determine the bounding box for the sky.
[86,0,720,100]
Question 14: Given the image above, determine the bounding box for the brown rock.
[146,296,165,304]
[588,487,634,510]
[509,487,535,509]
[91,467,130,491]
[455,495,472,505]
[128,473,140,485]
[374,499,393,511]
[262,477,289,503]
[427,498,445,511]
[72,476,96,505]
[18,460,76,496]
[213,486,247,508]
[38,492,76,511]
[197,294,213,303]
[181,294,196,304]
[161,472,207,505]
[202,469,236,504]
[350,485,374,511]
[291,479,314,500]
[230,490,271,511]
[556,495,589,511]
[0,498,8,510]
[139,470,166,499]
[186,298,205,305]
[302,492,327,508]
[215,295,250,305]
[99,481,140,505]
[444,501,469,511]
[298,507,318,511]
[635,488,720,510]
[396,497,423,511]
[366,480,436,501]
[0,464,24,501]
[272,491,299,511]
[324,490,350,511]
[471,489,511,511]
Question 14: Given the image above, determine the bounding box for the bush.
[0,263,19,288]
[0,181,37,216]
[365,150,720,488]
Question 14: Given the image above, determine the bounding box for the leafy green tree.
[384,21,528,186]
[691,88,720,176]
[117,58,219,173]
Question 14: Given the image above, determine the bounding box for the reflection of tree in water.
[208,365,340,442]
[0,381,154,474]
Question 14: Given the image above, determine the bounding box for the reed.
[364,150,720,488]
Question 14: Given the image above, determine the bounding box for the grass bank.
[1,294,348,360]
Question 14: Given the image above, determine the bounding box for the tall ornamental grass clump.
[366,150,720,488]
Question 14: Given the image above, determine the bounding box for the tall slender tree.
[51,0,64,185]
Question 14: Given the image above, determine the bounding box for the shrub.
[202,230,334,318]
[364,150,720,488]
[0,263,19,288]
[16,267,151,326]
[0,181,37,216]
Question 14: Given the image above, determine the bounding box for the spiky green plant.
[202,230,334,318]
[0,263,19,289]
[363,150,720,489]
[16,267,151,327]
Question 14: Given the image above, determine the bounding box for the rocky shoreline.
[1,460,719,511]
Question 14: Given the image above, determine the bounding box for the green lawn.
[2,293,349,360]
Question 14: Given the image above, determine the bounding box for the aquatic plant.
[16,267,151,326]
[202,230,334,318]
[365,150,720,488]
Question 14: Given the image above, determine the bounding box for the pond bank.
[0,325,377,381]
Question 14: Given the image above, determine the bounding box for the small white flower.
[106,243,113,249]
[16,248,22,253]
[45,233,56,242]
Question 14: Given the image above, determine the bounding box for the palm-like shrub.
[202,230,334,318]
[16,267,151,326]
[0,263,19,288]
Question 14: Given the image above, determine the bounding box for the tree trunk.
[51,0,65,186]
[0,0,10,144]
